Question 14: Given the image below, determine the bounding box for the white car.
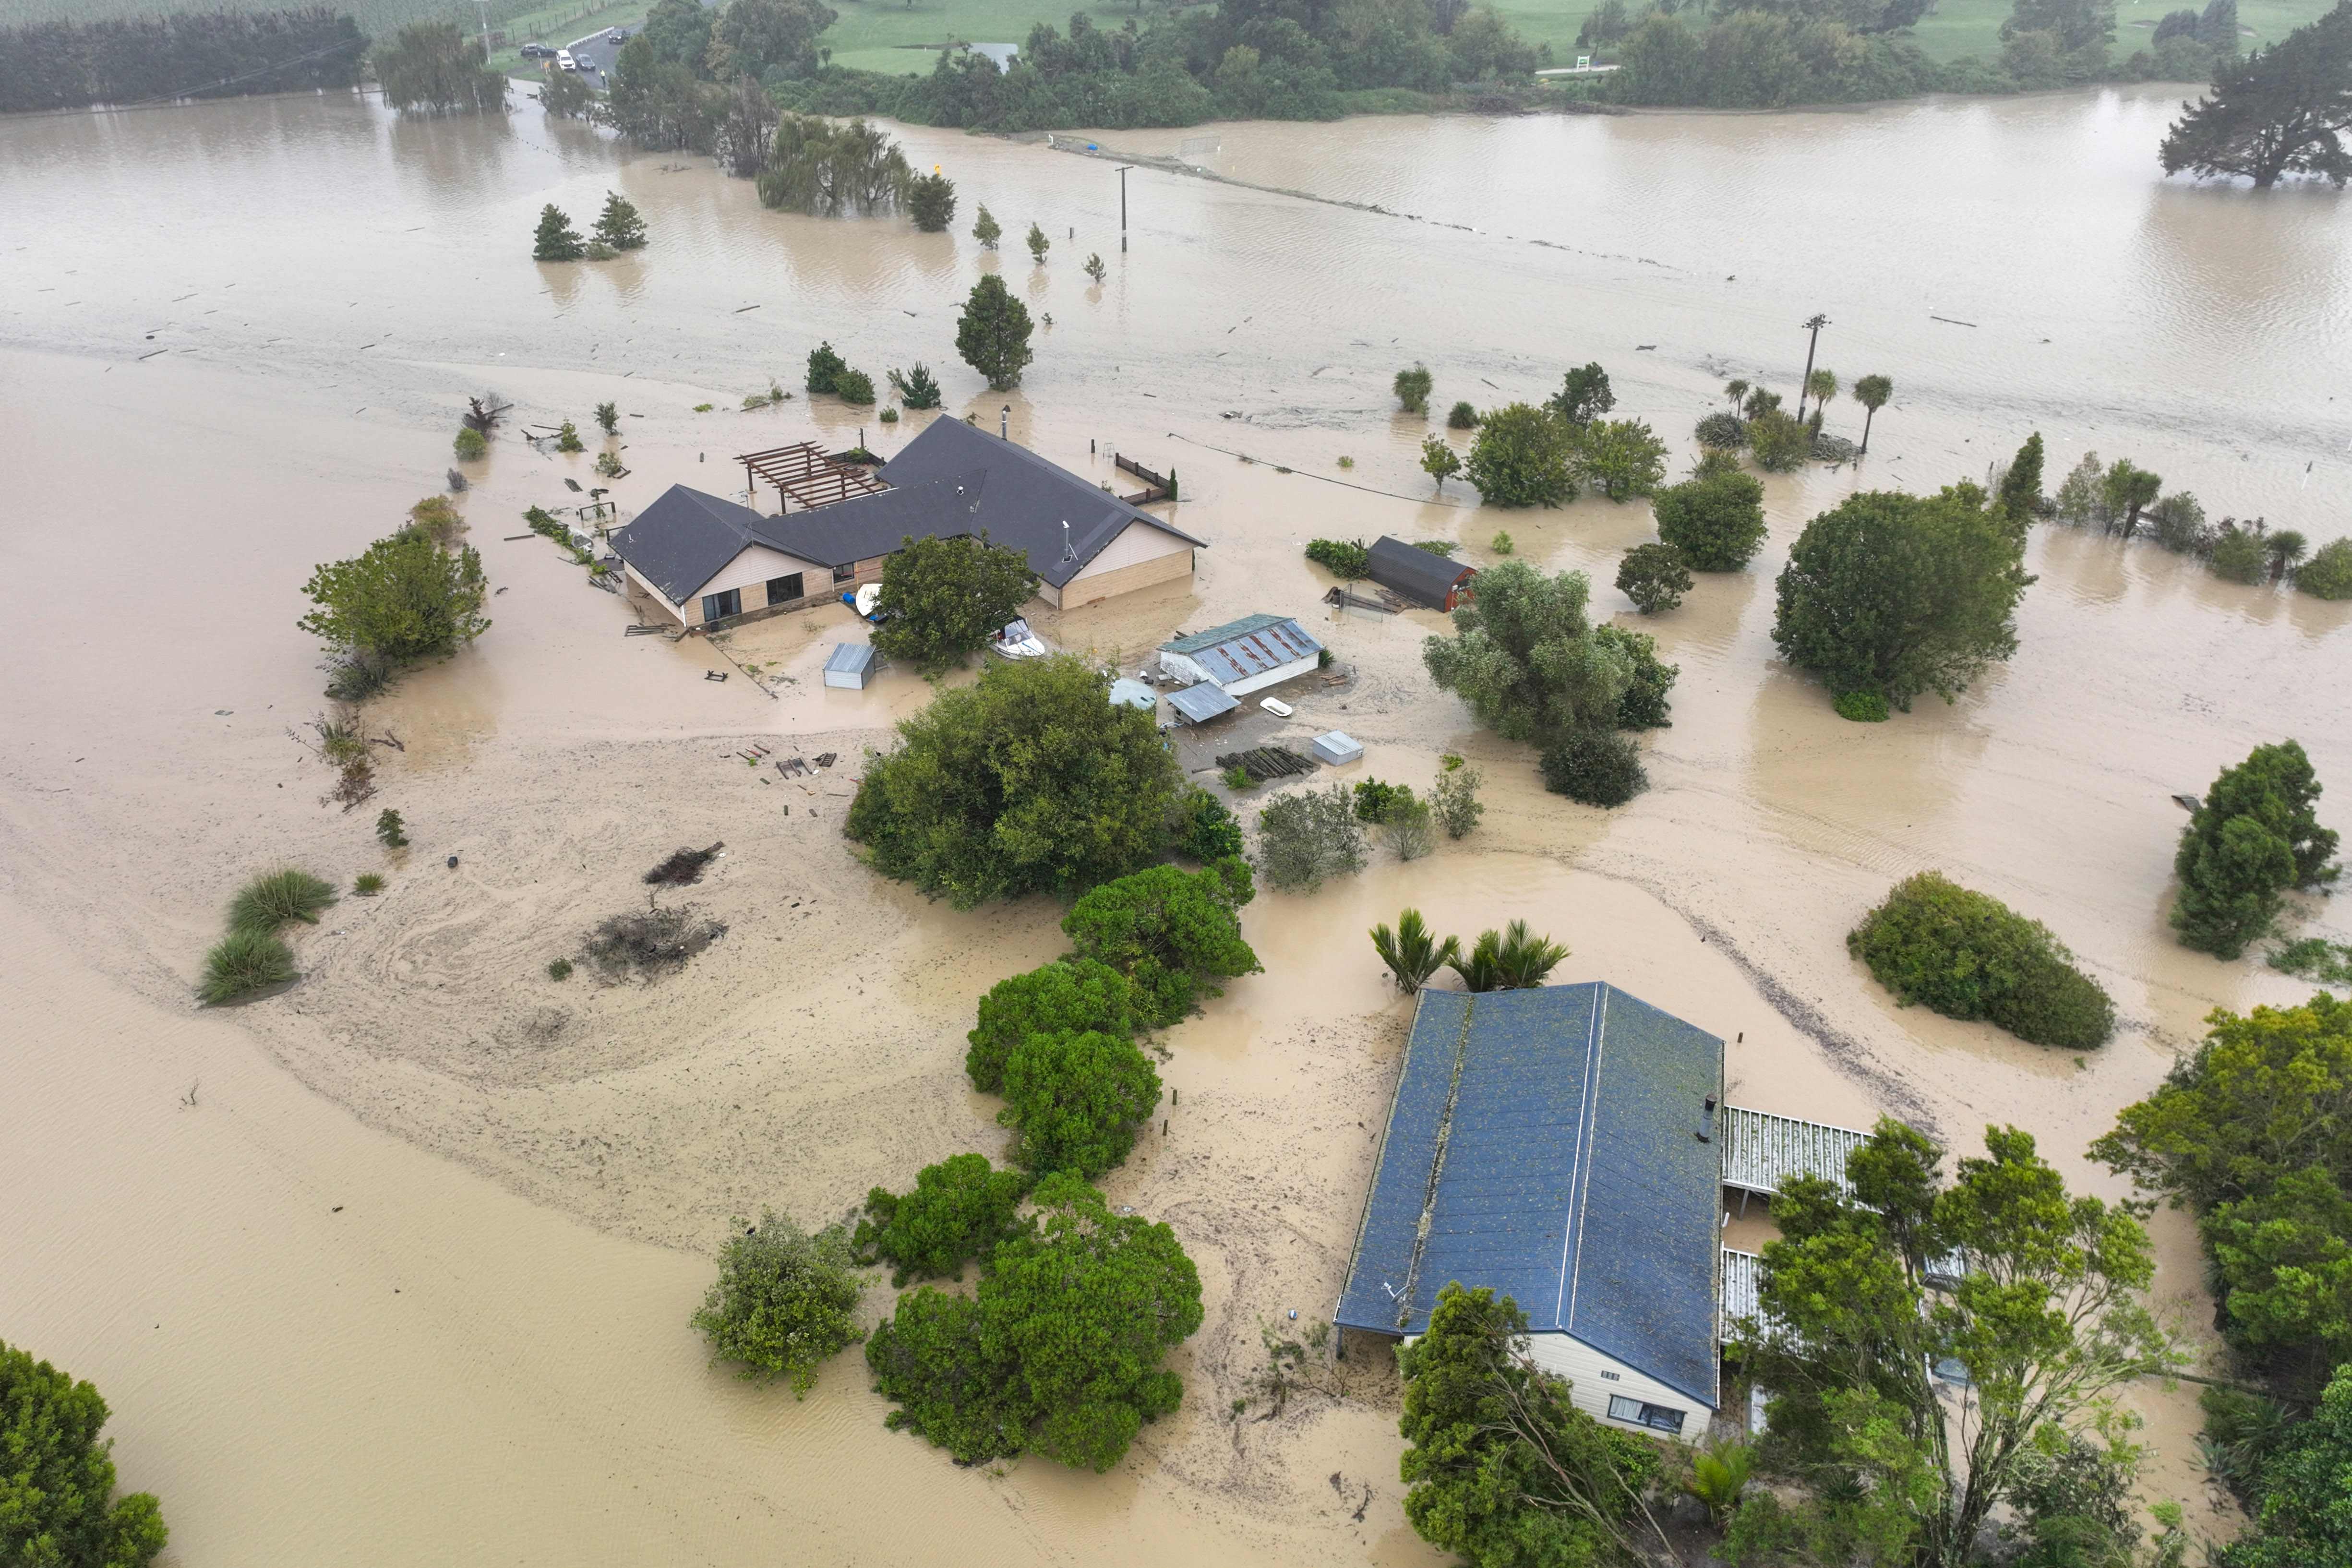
[555,48,577,71]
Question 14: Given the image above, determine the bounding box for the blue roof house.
[1335,983,1726,1439]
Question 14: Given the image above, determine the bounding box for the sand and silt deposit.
[3,83,2351,1566]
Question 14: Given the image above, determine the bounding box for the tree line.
[0,6,366,114]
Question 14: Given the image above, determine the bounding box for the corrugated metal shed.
[1166,682,1238,723]
[1368,536,1475,610]
[1721,1106,1869,1198]
[1159,614,1322,686]
[1336,984,1725,1410]
[1312,731,1364,764]
[822,643,877,689]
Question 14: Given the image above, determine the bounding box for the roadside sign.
[1577,54,1591,69]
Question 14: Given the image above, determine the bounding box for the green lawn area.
[819,0,1159,76]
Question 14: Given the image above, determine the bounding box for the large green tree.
[1654,468,1768,571]
[955,274,1035,391]
[966,958,1138,1092]
[641,0,716,72]
[1422,559,1651,746]
[1571,418,1669,502]
[1728,1123,2170,1568]
[2172,740,2340,958]
[1771,484,2032,710]
[2095,992,2352,1390]
[855,1154,1032,1285]
[1547,361,1616,427]
[869,531,1040,674]
[298,525,489,666]
[690,1210,865,1396]
[1464,402,1577,508]
[0,1341,168,1568]
[706,0,835,80]
[999,1028,1163,1176]
[846,655,1183,908]
[1397,1283,1668,1566]
[866,1173,1202,1470]
[2161,2,2352,188]
[1060,859,1260,1027]
[1996,431,2047,526]
[373,21,506,113]
[2218,1361,2352,1567]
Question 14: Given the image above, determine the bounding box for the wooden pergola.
[738,442,890,513]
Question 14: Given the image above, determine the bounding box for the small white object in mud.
[1259,697,1293,718]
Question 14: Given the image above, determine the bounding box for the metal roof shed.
[1368,536,1476,610]
[1157,614,1322,697]
[823,643,878,689]
[1166,682,1238,724]
[1337,983,1725,1438]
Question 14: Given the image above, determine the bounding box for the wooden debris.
[704,670,728,682]
[1322,585,1397,614]
[1214,746,1318,782]
[814,752,838,768]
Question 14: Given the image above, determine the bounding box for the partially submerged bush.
[1394,363,1433,414]
[1616,542,1692,614]
[1175,788,1244,862]
[1694,411,1747,451]
[229,868,336,934]
[1539,729,1648,808]
[691,1209,864,1397]
[1353,778,1416,823]
[1447,400,1479,430]
[453,425,487,460]
[1654,469,1768,571]
[1748,408,1811,472]
[1061,860,1259,1028]
[967,958,1138,1093]
[1848,871,2115,1049]
[1430,757,1484,839]
[2210,522,2269,584]
[855,1153,1031,1285]
[806,341,847,394]
[198,928,296,1004]
[1254,784,1368,893]
[999,1029,1163,1177]
[2296,538,2352,600]
[1305,538,1371,579]
[1835,691,1891,722]
[583,904,725,981]
[833,368,876,406]
[1387,797,1436,861]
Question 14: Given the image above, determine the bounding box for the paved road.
[559,26,628,84]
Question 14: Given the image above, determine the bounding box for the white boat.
[1259,697,1294,718]
[990,618,1049,659]
[853,582,883,619]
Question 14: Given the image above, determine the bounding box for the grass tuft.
[229,868,337,934]
[198,928,296,1005]
[354,872,386,895]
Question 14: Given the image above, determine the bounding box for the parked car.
[555,48,577,71]
[606,27,626,41]
[519,42,552,58]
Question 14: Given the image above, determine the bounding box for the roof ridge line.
[1395,992,1476,1331]
[1559,983,1609,1330]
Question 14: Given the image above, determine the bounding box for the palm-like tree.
[2266,529,2308,582]
[1448,919,1569,992]
[1371,909,1460,993]
[1724,378,1750,411]
[1742,387,1781,420]
[2102,460,2162,540]
[1851,374,1893,454]
[1804,369,1837,430]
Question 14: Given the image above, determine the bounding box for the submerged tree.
[1423,559,1647,745]
[1616,542,1693,614]
[2171,739,2340,958]
[1996,431,2047,524]
[1419,434,1461,492]
[1464,403,1576,507]
[888,362,943,409]
[955,274,1034,390]
[592,192,648,251]
[1852,373,1893,452]
[870,532,1038,674]
[1062,859,1259,1027]
[2160,5,2352,188]
[531,203,585,261]
[691,1210,864,1396]
[1547,361,1616,427]
[757,115,912,215]
[299,526,489,668]
[972,203,1002,248]
[906,169,957,232]
[0,1341,168,1568]
[374,21,507,114]
[1026,220,1050,264]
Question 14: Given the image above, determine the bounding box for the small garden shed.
[823,643,877,689]
[1368,537,1476,611]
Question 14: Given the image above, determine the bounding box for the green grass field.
[819,0,1162,76]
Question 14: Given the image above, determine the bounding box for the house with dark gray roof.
[609,416,1204,629]
[1336,982,1725,1438]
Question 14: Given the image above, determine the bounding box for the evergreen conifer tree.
[532,203,585,261]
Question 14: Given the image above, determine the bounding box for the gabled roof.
[611,418,1206,601]
[607,486,782,605]
[1166,682,1238,722]
[1368,536,1475,608]
[1336,983,1724,1410]
[1158,615,1322,684]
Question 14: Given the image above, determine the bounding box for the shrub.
[1490,531,1514,554]
[1539,728,1647,807]
[1848,872,2115,1049]
[691,1210,864,1396]
[594,401,619,434]
[906,170,956,231]
[229,868,336,934]
[1465,403,1576,508]
[865,1173,1200,1471]
[1748,407,1810,472]
[1305,538,1371,579]
[2172,740,2340,959]
[2267,936,2352,986]
[1616,542,1692,614]
[966,958,1139,1093]
[1431,758,1484,839]
[1175,788,1244,862]
[2210,522,2269,584]
[198,928,296,1004]
[547,957,573,981]
[2294,538,2352,599]
[644,843,720,885]
[453,426,487,460]
[831,368,876,406]
[1447,401,1480,430]
[0,1341,169,1568]
[1255,784,1368,893]
[1372,909,1460,991]
[1221,765,1251,791]
[1654,470,1768,571]
[1394,363,1433,414]
[2145,491,2212,555]
[582,904,725,981]
[888,362,942,409]
[999,1029,1162,1177]
[353,872,385,895]
[1353,778,1416,823]
[1570,418,1668,501]
[594,450,624,478]
[1835,690,1891,722]
[1694,411,1747,450]
[854,1153,1030,1285]
[878,406,899,424]
[1388,797,1436,860]
[1596,624,1677,730]
[300,527,489,666]
[806,341,847,394]
[1062,860,1260,1027]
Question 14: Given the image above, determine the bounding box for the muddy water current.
[2,86,2350,1565]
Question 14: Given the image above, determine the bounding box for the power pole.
[1115,165,1133,252]
[1796,313,1829,421]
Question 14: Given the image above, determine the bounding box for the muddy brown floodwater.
[3,83,2349,1566]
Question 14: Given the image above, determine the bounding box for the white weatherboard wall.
[1525,1333,1709,1439]
[1069,521,1190,583]
[622,561,688,626]
[1157,646,1317,698]
[700,542,828,604]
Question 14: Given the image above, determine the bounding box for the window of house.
[831,563,857,584]
[699,587,742,624]
[765,573,804,607]
[1607,1396,1685,1436]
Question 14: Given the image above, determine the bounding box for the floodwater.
[3,84,2349,1564]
